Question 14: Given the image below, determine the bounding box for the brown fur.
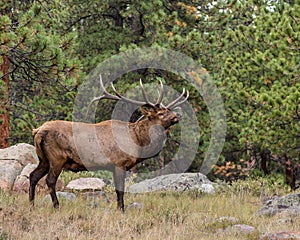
[29,106,181,211]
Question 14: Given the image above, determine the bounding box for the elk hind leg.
[46,166,63,209]
[29,159,49,207]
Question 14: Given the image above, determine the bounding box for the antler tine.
[90,75,121,102]
[166,88,189,109]
[98,75,120,100]
[86,75,121,118]
[172,90,189,109]
[110,79,148,106]
[139,79,155,107]
[155,79,164,106]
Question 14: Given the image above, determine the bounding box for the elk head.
[139,104,181,129]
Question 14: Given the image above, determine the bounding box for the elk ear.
[140,104,156,117]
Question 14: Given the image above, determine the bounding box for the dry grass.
[0,186,299,240]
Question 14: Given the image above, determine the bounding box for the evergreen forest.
[1,0,299,188]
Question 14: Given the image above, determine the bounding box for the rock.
[260,231,300,240]
[0,143,66,192]
[230,224,256,234]
[214,216,255,236]
[126,202,144,209]
[66,178,106,191]
[0,143,38,166]
[45,191,77,202]
[199,183,215,193]
[0,143,39,191]
[12,163,64,193]
[217,224,257,236]
[12,163,37,192]
[128,173,215,194]
[216,216,239,223]
[0,160,22,191]
[256,193,300,216]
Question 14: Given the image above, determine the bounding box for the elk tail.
[32,128,40,137]
[32,127,48,163]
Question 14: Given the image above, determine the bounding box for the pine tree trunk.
[284,154,296,190]
[260,150,270,175]
[0,55,10,148]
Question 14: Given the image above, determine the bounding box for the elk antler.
[165,88,189,109]
[87,75,189,116]
[88,75,163,108]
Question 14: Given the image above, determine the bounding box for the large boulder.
[0,143,65,192]
[128,173,215,194]
[0,160,23,191]
[66,178,106,191]
[0,143,38,166]
[0,143,37,191]
[256,193,300,216]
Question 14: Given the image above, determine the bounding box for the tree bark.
[260,149,270,175]
[0,55,10,148]
[284,154,296,190]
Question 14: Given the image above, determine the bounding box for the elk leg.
[113,167,126,212]
[29,159,50,206]
[46,167,62,209]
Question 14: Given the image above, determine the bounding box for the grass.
[0,177,299,240]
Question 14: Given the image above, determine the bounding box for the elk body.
[29,78,189,211]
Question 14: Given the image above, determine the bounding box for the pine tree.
[0,0,81,144]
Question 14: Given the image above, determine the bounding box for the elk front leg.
[113,167,126,212]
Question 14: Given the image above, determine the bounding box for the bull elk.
[29,77,189,211]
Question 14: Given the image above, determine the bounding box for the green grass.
[0,182,299,240]
[60,170,113,184]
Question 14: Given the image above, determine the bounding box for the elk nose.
[176,112,182,120]
[173,107,182,120]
